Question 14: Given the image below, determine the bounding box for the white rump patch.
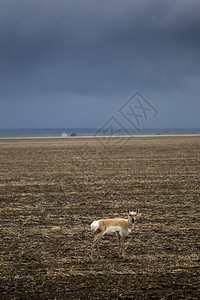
[91,220,99,232]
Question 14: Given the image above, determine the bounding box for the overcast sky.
[0,0,200,129]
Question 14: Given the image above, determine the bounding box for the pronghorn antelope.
[90,210,138,260]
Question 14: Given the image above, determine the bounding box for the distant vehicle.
[61,132,68,137]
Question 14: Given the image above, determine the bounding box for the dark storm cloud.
[0,0,200,128]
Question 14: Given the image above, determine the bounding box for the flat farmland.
[0,136,200,299]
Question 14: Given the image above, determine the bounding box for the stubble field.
[0,136,200,299]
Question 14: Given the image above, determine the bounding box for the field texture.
[0,136,200,299]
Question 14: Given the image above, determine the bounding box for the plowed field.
[0,136,200,299]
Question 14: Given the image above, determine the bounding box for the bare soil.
[0,136,200,299]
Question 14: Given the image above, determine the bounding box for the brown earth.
[0,136,200,299]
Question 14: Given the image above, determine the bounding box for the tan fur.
[90,211,138,260]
